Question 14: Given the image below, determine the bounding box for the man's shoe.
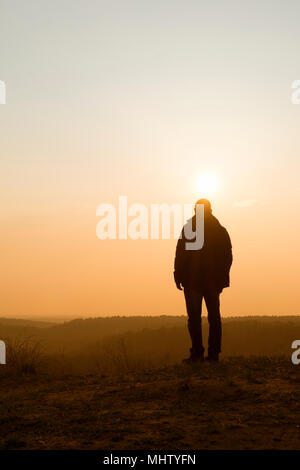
[205,354,219,362]
[182,353,204,365]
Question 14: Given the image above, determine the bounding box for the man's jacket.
[174,214,232,291]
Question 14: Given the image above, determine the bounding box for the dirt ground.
[0,357,299,450]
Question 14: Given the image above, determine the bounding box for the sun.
[196,172,218,196]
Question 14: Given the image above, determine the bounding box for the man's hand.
[174,272,183,290]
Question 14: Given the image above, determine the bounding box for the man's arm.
[223,228,233,270]
[218,228,233,289]
[174,230,185,290]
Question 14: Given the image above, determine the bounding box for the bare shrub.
[92,337,154,375]
[3,337,44,375]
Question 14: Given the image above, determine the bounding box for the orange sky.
[1,1,300,319]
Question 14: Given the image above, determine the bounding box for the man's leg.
[184,288,204,358]
[204,288,222,360]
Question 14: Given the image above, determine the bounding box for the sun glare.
[196,172,218,197]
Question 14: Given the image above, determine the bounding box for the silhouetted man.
[174,199,232,363]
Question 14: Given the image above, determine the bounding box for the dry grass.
[0,337,44,376]
[0,356,299,450]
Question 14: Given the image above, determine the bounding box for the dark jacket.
[174,214,232,291]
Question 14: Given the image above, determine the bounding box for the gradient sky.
[1,0,300,319]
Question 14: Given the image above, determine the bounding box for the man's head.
[194,198,212,215]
